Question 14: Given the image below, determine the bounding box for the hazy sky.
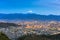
[0,0,60,15]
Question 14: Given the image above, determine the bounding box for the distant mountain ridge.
[0,13,60,21]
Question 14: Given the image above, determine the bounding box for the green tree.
[0,32,10,40]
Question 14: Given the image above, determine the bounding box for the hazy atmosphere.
[0,0,60,40]
[0,0,60,15]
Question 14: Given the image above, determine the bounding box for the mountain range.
[0,13,60,21]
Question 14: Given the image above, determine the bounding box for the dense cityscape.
[0,20,60,40]
[0,0,60,40]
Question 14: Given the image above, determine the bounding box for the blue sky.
[0,0,60,15]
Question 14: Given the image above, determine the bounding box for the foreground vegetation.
[0,32,60,40]
[0,32,10,40]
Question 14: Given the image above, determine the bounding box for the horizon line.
[0,13,60,16]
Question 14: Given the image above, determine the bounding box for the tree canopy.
[0,32,10,40]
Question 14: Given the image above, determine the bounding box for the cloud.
[33,0,60,9]
[31,0,60,15]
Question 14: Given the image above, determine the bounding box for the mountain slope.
[0,13,60,21]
